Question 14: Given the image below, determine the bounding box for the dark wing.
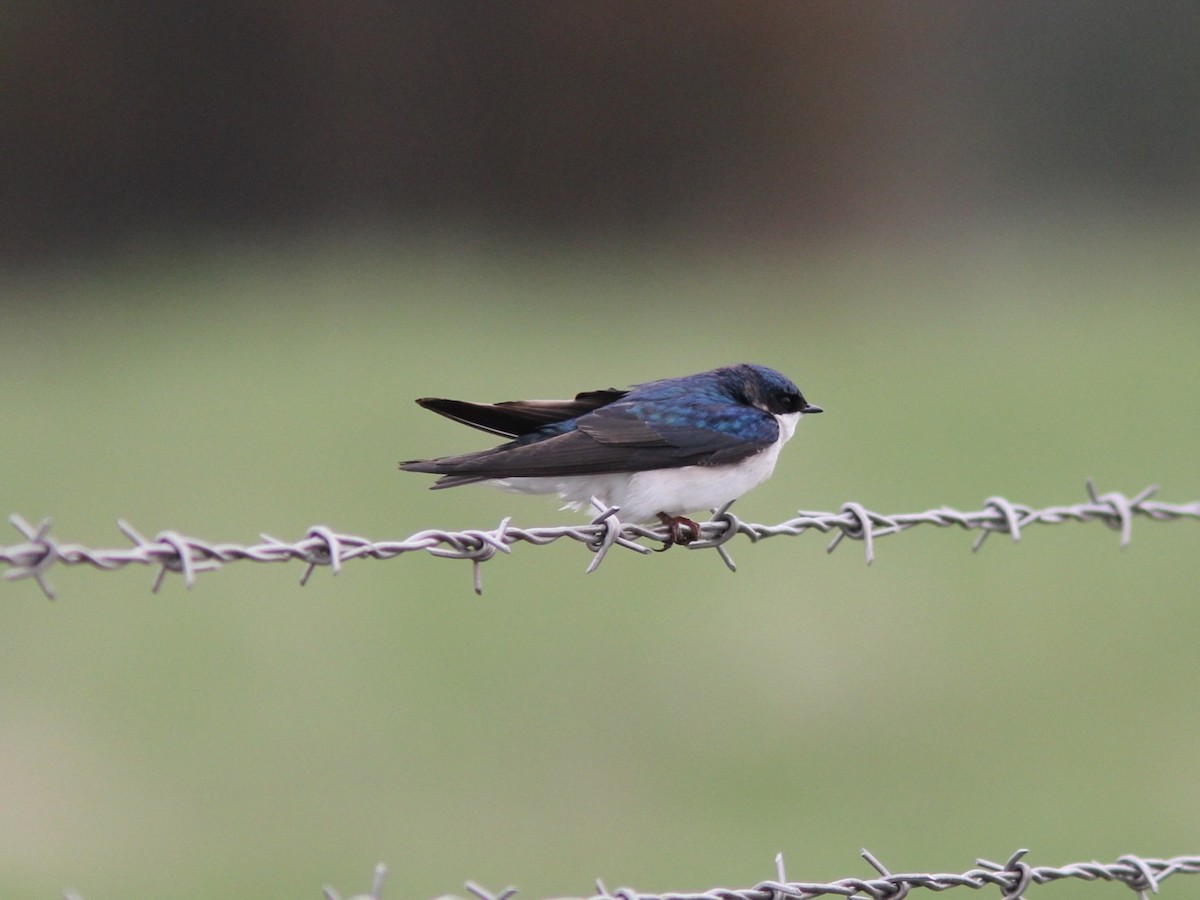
[400,400,779,487]
[414,388,627,438]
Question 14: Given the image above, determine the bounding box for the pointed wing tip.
[399,459,486,489]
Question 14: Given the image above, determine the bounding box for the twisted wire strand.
[3,482,1197,597]
[323,851,1200,900]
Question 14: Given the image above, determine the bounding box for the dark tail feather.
[413,399,531,438]
[414,389,626,438]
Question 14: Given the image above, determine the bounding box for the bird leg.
[655,512,701,551]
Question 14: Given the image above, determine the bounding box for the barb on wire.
[319,851,1200,900]
[3,482,1197,597]
[324,862,388,900]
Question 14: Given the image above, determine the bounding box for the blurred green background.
[3,4,1200,899]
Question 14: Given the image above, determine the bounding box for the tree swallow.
[400,363,822,546]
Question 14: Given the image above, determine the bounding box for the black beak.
[802,403,823,414]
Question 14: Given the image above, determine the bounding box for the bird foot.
[654,512,701,551]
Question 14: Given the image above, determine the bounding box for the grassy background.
[2,220,1198,898]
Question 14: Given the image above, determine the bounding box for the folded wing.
[401,398,779,487]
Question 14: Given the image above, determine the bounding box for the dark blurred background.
[5,1,1199,260]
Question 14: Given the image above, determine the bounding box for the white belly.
[491,412,801,523]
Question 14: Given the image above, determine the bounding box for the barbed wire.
[3,482,1197,598]
[324,850,1200,900]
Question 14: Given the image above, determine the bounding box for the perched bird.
[400,363,822,546]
